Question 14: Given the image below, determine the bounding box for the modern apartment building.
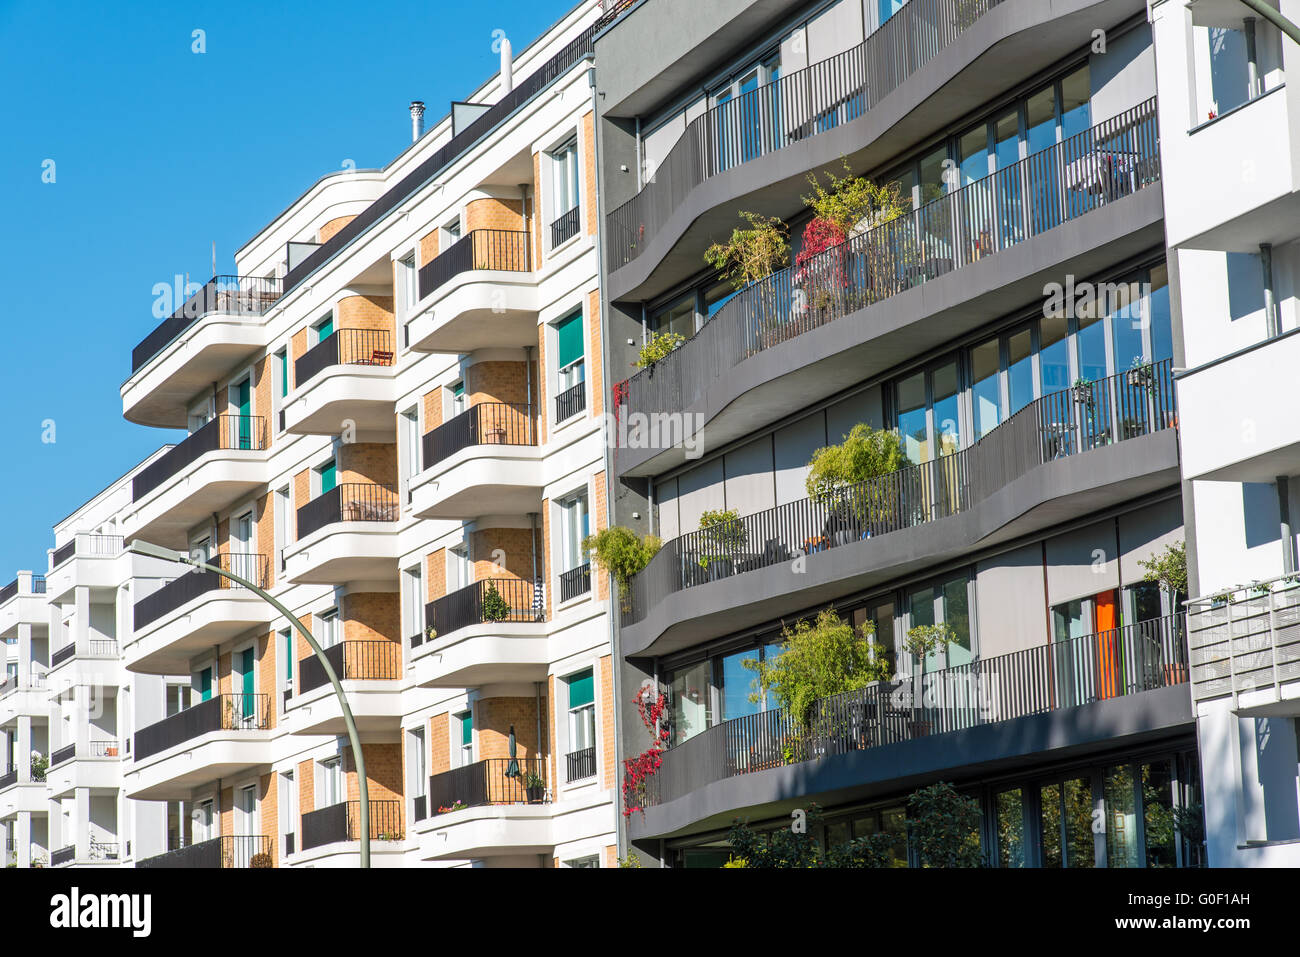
[1148,0,1300,867]
[595,0,1202,867]
[108,0,630,867]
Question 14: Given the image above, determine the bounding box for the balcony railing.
[51,644,74,667]
[88,842,120,862]
[134,693,269,761]
[621,100,1161,423]
[624,359,1177,626]
[566,746,596,782]
[555,381,586,423]
[51,744,75,767]
[137,835,273,868]
[559,563,591,603]
[551,206,581,247]
[53,640,119,666]
[424,578,545,638]
[295,328,395,388]
[607,0,1007,269]
[0,768,16,790]
[296,483,399,540]
[413,794,428,823]
[422,402,536,469]
[637,615,1189,810]
[300,799,404,851]
[133,415,267,501]
[0,576,45,604]
[428,757,547,814]
[417,229,531,299]
[88,740,120,758]
[51,845,75,867]
[51,534,123,569]
[298,640,402,694]
[131,275,282,373]
[1186,574,1300,706]
[134,553,269,631]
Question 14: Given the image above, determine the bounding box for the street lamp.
[127,540,371,868]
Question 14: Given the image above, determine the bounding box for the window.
[403,565,424,643]
[317,609,340,649]
[651,293,696,340]
[313,311,334,344]
[320,756,343,807]
[443,218,462,245]
[400,406,420,502]
[166,684,187,717]
[447,544,470,594]
[566,855,600,868]
[316,459,337,496]
[554,311,585,395]
[567,669,596,777]
[455,711,473,766]
[550,138,579,216]
[449,381,466,419]
[276,348,289,401]
[558,491,589,573]
[410,729,427,798]
[905,573,973,672]
[279,629,294,708]
[194,798,215,843]
[275,486,291,570]
[397,254,418,321]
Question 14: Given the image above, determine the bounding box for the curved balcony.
[604,0,1146,300]
[616,100,1162,478]
[138,835,274,869]
[287,641,404,735]
[285,329,397,438]
[623,361,1180,658]
[45,535,123,600]
[46,739,122,799]
[124,275,281,428]
[123,415,268,549]
[127,554,271,675]
[412,579,548,687]
[127,693,272,800]
[414,758,554,861]
[410,404,542,520]
[629,616,1190,839]
[295,799,407,867]
[283,484,399,584]
[0,575,46,639]
[407,229,537,354]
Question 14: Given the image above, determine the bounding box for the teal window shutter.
[320,460,337,494]
[556,312,584,369]
[460,713,473,747]
[568,669,594,709]
[197,667,212,702]
[278,353,289,397]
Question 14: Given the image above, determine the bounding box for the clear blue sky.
[0,0,570,575]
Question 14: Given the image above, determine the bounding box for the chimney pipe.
[409,101,425,143]
[499,37,514,94]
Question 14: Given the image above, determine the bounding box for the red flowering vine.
[793,217,849,313]
[622,683,670,817]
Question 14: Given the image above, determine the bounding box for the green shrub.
[583,527,661,608]
[907,782,983,868]
[704,211,790,291]
[480,581,511,622]
[635,331,685,368]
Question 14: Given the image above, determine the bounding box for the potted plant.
[703,210,789,292]
[634,330,685,369]
[249,852,274,868]
[523,771,546,803]
[903,624,956,735]
[480,581,511,622]
[424,624,438,642]
[696,507,747,579]
[1072,377,1095,405]
[805,423,908,540]
[1127,357,1154,389]
[583,526,662,612]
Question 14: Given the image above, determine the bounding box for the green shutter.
[453,382,464,399]
[197,667,212,702]
[556,312,584,369]
[317,315,334,341]
[460,713,473,747]
[278,353,289,398]
[319,460,336,494]
[568,669,594,709]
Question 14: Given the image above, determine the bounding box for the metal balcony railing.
[566,746,597,782]
[300,800,404,851]
[134,553,269,631]
[51,644,74,667]
[134,693,270,761]
[0,768,16,790]
[620,100,1161,423]
[607,0,1007,269]
[624,359,1177,626]
[296,484,399,540]
[0,576,44,604]
[1186,574,1300,706]
[417,229,531,299]
[131,275,282,373]
[551,206,581,247]
[413,795,428,823]
[636,614,1189,811]
[137,835,273,868]
[51,534,123,569]
[297,640,402,694]
[424,578,545,639]
[559,563,591,603]
[50,744,75,767]
[133,415,267,501]
[295,328,395,388]
[428,757,547,815]
[422,402,536,470]
[51,845,75,867]
[554,381,586,423]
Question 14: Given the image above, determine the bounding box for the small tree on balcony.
[480,581,511,622]
[583,526,661,612]
[805,423,908,533]
[703,211,790,291]
[1138,540,1187,598]
[634,331,685,369]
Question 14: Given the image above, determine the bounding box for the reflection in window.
[997,789,1026,867]
[669,660,711,745]
[932,362,960,455]
[1105,764,1140,868]
[971,338,1001,439]
[1142,760,1178,868]
[1007,328,1034,414]
[897,372,928,464]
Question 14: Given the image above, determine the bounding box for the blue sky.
[0,0,569,575]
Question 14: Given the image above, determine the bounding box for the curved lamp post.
[128,540,371,868]
[1233,0,1300,46]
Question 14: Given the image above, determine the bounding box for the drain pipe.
[524,346,534,443]
[1261,243,1279,338]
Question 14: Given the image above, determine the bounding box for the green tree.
[704,211,790,291]
[727,804,898,868]
[806,423,908,529]
[583,526,661,610]
[907,782,983,868]
[1138,540,1187,597]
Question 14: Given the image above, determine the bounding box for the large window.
[319,757,343,807]
[550,138,579,217]
[567,669,596,777]
[559,491,590,573]
[555,311,586,394]
[456,711,473,766]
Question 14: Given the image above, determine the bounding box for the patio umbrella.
[505,725,520,778]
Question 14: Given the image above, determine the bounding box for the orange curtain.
[1094,591,1118,699]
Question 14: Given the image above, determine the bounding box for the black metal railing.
[51,644,75,667]
[422,402,536,469]
[566,746,596,782]
[555,381,586,423]
[137,835,273,868]
[134,553,269,631]
[638,614,1189,810]
[50,744,75,767]
[88,842,120,862]
[300,799,405,850]
[425,578,545,638]
[559,563,591,603]
[0,768,16,789]
[51,845,75,867]
[298,641,403,694]
[295,328,395,388]
[134,694,269,761]
[132,275,282,373]
[551,206,581,247]
[0,576,44,604]
[133,415,267,501]
[607,0,1007,269]
[297,483,399,540]
[621,100,1161,423]
[52,535,123,569]
[428,757,547,814]
[413,795,428,823]
[624,359,1177,626]
[417,229,532,299]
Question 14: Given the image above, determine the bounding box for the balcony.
[415,758,554,860]
[289,641,404,735]
[46,740,122,798]
[124,415,268,549]
[407,230,538,353]
[285,329,397,438]
[0,575,46,638]
[554,381,586,424]
[46,534,123,599]
[124,275,281,428]
[1186,574,1300,714]
[414,579,548,687]
[631,615,1189,837]
[622,361,1180,657]
[128,554,270,675]
[410,403,542,520]
[128,694,272,800]
[566,746,596,782]
[551,206,581,248]
[46,640,121,699]
[298,800,405,858]
[0,674,46,724]
[284,485,399,585]
[137,835,273,868]
[558,563,591,603]
[616,101,1162,477]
